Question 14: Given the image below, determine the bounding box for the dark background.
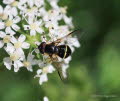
[0,0,120,101]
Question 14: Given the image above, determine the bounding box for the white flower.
[38,7,47,17]
[67,37,80,52]
[35,65,55,85]
[23,53,37,72]
[43,10,60,28]
[10,34,30,55]
[43,96,49,101]
[0,31,12,48]
[5,15,21,32]
[24,20,43,36]
[0,0,80,88]
[3,44,24,72]
[62,64,69,79]
[59,7,73,28]
[24,7,38,20]
[0,5,11,20]
[0,5,18,18]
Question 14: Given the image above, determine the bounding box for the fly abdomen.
[57,45,71,58]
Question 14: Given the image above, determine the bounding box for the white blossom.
[0,0,80,87]
[23,53,37,72]
[35,65,55,85]
[4,15,21,35]
[10,34,30,55]
[0,31,12,48]
[3,44,24,72]
[24,19,43,36]
[0,5,11,20]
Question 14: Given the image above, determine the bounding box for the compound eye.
[38,42,46,54]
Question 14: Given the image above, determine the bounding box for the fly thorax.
[54,46,59,54]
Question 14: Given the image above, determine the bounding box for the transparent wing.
[53,62,69,83]
[53,29,84,45]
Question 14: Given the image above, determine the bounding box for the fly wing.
[53,62,69,83]
[53,29,84,45]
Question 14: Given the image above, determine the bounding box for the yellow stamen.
[23,61,30,67]
[11,1,18,7]
[3,35,11,43]
[5,20,13,27]
[10,53,19,61]
[42,67,48,73]
[27,7,37,13]
[14,42,22,48]
[30,23,38,30]
[60,7,67,14]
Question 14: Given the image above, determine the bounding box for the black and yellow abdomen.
[57,45,71,59]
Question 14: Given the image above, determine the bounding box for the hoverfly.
[38,29,81,82]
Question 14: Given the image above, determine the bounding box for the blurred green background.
[0,0,120,101]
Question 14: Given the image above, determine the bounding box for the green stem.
[0,62,3,66]
[17,30,28,36]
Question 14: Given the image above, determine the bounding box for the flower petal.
[35,20,42,26]
[30,30,36,36]
[4,43,15,54]
[0,40,4,48]
[18,34,26,42]
[21,42,30,49]
[14,60,23,72]
[0,21,5,29]
[0,5,3,14]
[12,24,20,31]
[27,53,34,62]
[39,74,48,85]
[0,31,6,38]
[24,25,30,30]
[67,37,80,48]
[16,48,24,54]
[43,96,49,101]
[4,5,11,14]
[11,7,18,16]
[36,28,43,34]
[10,36,17,43]
[27,0,34,8]
[5,27,15,35]
[3,57,12,70]
[13,16,21,23]
[27,66,33,72]
[3,0,14,4]
[37,69,42,75]
[48,65,55,73]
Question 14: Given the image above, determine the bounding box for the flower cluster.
[0,0,80,86]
